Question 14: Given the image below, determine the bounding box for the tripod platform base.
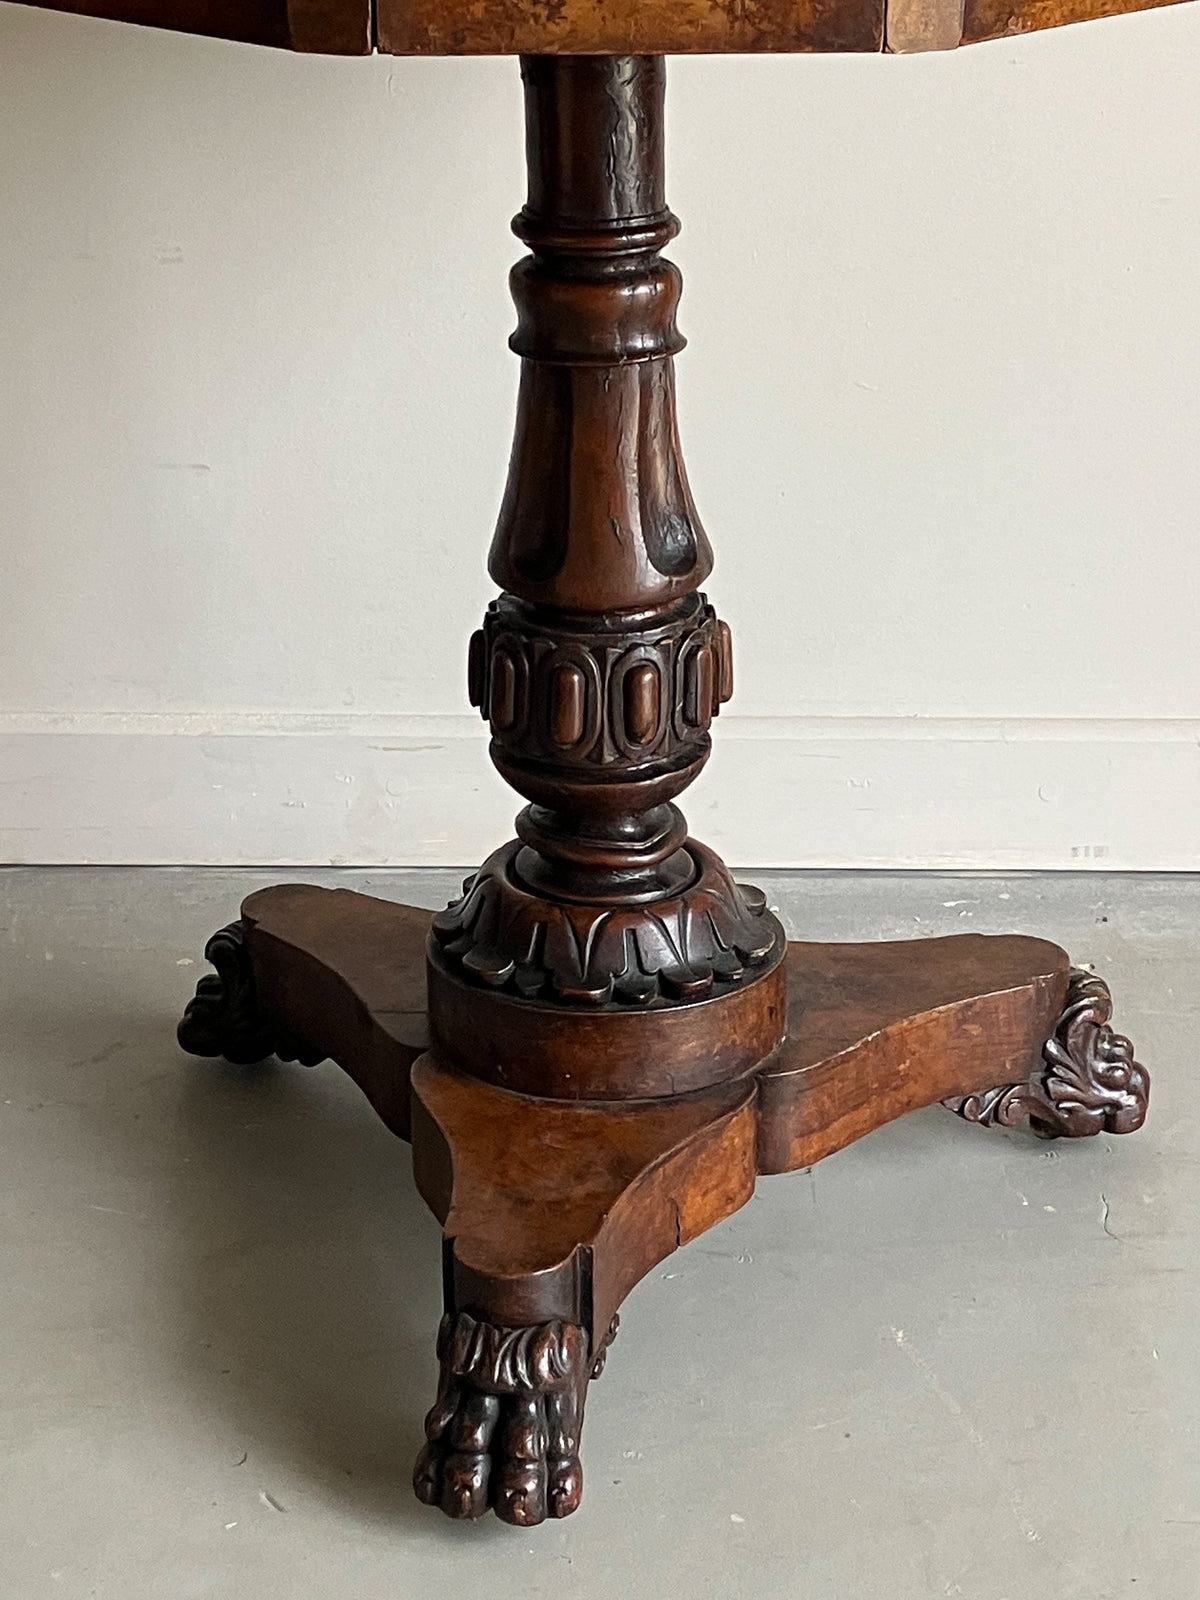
[178,883,1149,1525]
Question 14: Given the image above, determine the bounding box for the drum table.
[24,0,1168,1526]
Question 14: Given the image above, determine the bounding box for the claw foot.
[413,1312,596,1524]
[945,967,1149,1138]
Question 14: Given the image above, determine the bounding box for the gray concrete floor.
[1,867,1197,1600]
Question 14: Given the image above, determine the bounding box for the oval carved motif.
[684,645,715,728]
[715,620,734,706]
[623,662,661,747]
[490,651,518,732]
[467,629,488,710]
[550,663,587,748]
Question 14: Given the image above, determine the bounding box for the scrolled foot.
[413,1311,599,1525]
[945,967,1149,1138]
[177,919,323,1067]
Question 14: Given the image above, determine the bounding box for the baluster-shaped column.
[429,56,786,1097]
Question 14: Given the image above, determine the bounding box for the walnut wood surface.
[145,21,1162,1526]
[13,0,1189,52]
[379,0,886,55]
[412,1053,758,1334]
[756,933,1067,1173]
[428,923,787,1100]
[180,883,1148,1521]
[241,883,429,1138]
[426,56,789,1095]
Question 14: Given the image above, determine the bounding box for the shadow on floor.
[86,1001,452,1530]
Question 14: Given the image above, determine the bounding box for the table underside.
[13,0,1192,56]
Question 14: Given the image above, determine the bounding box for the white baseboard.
[1,712,1197,869]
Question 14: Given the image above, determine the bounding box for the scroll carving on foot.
[413,1311,598,1525]
[177,920,324,1067]
[944,967,1149,1138]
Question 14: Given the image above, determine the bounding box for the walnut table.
[23,0,1169,1526]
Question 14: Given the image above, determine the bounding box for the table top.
[14,0,1189,58]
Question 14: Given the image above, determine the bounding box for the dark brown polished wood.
[180,890,1148,1525]
[14,0,1189,52]
[13,0,373,51]
[167,48,1154,1525]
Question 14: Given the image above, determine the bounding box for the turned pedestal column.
[176,52,1150,1528]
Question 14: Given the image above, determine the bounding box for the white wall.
[1,3,1198,867]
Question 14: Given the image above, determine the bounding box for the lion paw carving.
[414,1312,616,1524]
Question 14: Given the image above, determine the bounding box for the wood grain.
[378,0,883,55]
[411,1052,758,1335]
[14,0,1186,52]
[961,0,1186,42]
[241,883,430,1138]
[180,887,1148,1524]
[154,23,1161,1526]
[756,933,1068,1173]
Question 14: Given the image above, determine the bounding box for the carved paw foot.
[413,1312,600,1524]
[177,920,323,1067]
[945,968,1149,1138]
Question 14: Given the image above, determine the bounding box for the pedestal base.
[178,883,1149,1525]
